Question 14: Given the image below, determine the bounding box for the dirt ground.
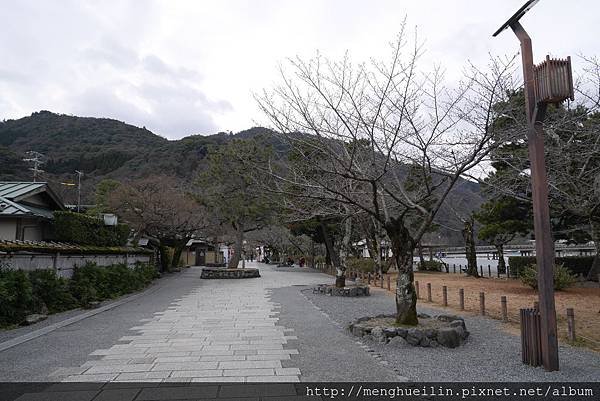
[362,271,600,352]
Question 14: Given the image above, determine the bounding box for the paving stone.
[151,361,218,371]
[246,375,300,382]
[218,360,282,369]
[222,368,275,377]
[55,264,318,384]
[169,369,223,378]
[114,371,171,380]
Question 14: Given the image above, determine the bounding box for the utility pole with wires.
[75,170,83,213]
[22,151,46,182]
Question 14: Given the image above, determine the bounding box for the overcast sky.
[1,0,598,139]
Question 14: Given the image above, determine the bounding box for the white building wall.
[0,219,17,240]
[0,253,152,278]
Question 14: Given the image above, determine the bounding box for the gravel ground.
[295,286,600,382]
[270,286,404,382]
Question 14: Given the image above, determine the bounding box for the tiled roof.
[0,182,47,200]
[0,182,63,218]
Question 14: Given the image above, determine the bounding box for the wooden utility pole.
[493,0,561,371]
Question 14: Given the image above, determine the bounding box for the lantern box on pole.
[534,56,575,104]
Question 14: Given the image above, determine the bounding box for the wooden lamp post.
[493,0,574,372]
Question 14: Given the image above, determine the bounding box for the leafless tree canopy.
[256,26,520,324]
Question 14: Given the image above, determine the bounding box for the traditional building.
[0,182,65,241]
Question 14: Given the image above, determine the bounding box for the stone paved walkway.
[54,263,324,383]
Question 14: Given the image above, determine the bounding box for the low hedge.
[508,256,594,278]
[417,260,444,272]
[519,264,576,291]
[347,257,377,273]
[0,262,159,328]
[54,211,130,246]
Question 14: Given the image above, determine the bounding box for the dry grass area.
[365,271,600,352]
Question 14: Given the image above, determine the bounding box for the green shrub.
[347,257,377,273]
[54,211,130,246]
[28,270,78,313]
[509,256,594,278]
[519,264,576,291]
[314,255,326,264]
[70,262,153,301]
[418,260,444,272]
[0,262,158,326]
[0,268,33,327]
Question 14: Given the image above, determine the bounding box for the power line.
[22,151,45,182]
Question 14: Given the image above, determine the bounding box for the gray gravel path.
[271,285,404,382]
[299,286,600,382]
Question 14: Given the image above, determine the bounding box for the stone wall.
[0,252,152,278]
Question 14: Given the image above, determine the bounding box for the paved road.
[1,263,398,385]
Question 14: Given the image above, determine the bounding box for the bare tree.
[109,176,211,271]
[256,27,517,324]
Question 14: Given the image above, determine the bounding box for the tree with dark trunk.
[475,196,532,275]
[108,176,210,272]
[474,59,600,282]
[462,215,479,277]
[256,28,518,324]
[198,138,278,268]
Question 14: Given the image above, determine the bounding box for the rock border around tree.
[312,283,370,297]
[349,313,469,348]
[200,268,260,279]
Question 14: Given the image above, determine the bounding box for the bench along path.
[58,263,324,383]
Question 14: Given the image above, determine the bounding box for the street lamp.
[493,0,574,372]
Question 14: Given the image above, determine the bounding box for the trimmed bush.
[29,269,78,313]
[418,260,444,272]
[0,262,159,327]
[347,257,377,273]
[0,268,33,327]
[508,256,594,278]
[54,211,130,246]
[519,263,576,291]
[70,262,159,304]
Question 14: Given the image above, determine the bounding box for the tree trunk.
[170,239,186,270]
[385,218,418,326]
[587,217,600,281]
[158,244,171,273]
[417,241,425,269]
[319,218,343,286]
[228,225,244,268]
[463,217,479,277]
[495,243,506,274]
[337,217,352,288]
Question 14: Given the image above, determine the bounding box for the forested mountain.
[0,111,483,245]
[0,111,256,201]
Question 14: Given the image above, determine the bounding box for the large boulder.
[437,314,463,323]
[436,327,461,348]
[388,336,408,347]
[22,314,47,326]
[371,326,387,343]
[406,328,424,346]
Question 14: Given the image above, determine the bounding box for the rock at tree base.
[22,314,47,326]
[436,327,461,348]
[349,314,469,348]
[200,268,260,279]
[312,284,370,297]
[388,336,408,347]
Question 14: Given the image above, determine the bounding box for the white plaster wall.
[0,253,152,278]
[0,219,17,240]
